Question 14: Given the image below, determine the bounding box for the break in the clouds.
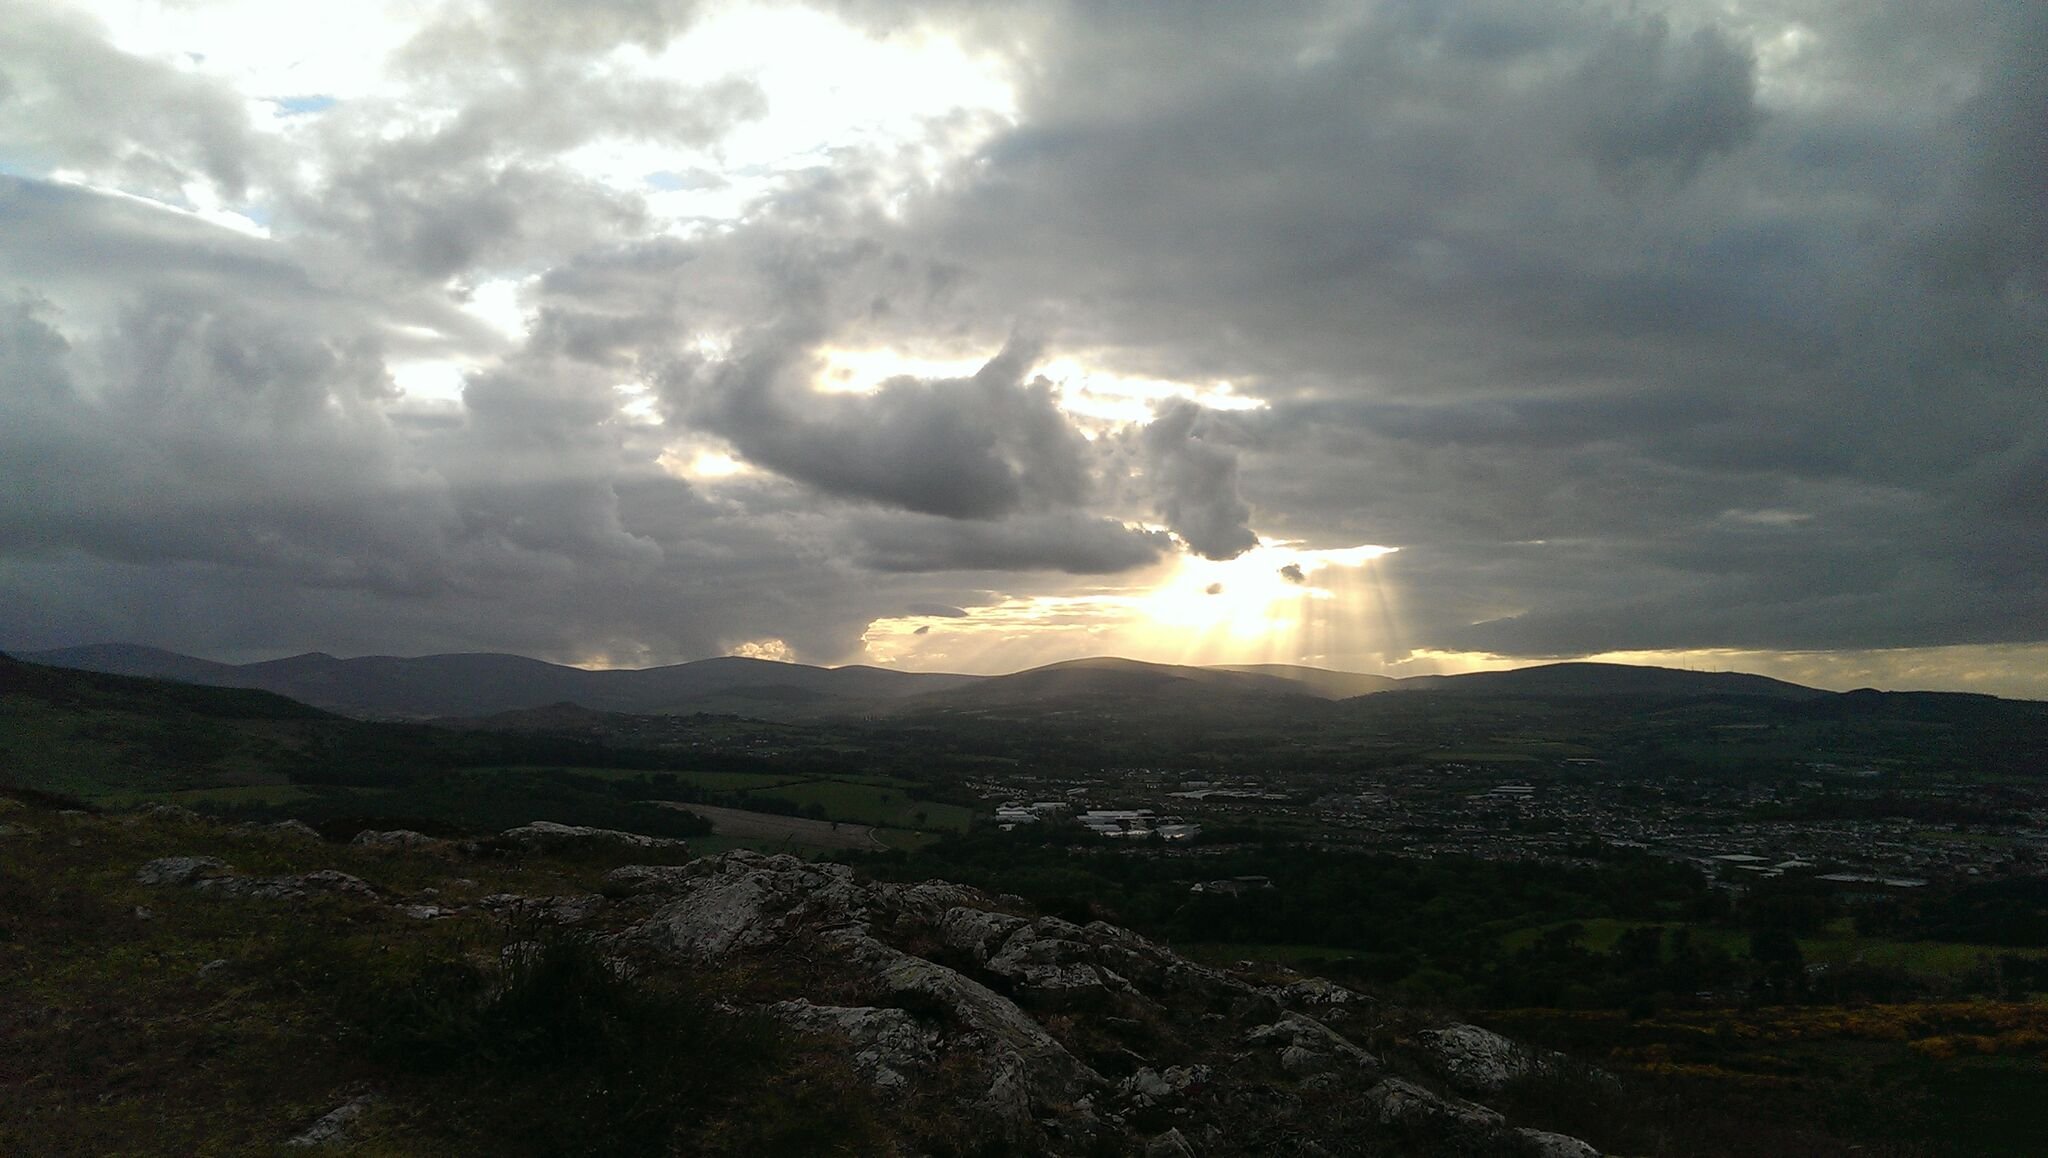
[1,1,2043,697]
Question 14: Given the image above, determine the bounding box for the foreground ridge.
[5,797,1600,1156]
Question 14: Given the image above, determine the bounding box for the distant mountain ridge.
[17,643,1837,721]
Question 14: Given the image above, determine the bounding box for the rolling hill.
[17,644,1856,724]
[20,644,981,719]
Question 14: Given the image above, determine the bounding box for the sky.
[0,0,2043,697]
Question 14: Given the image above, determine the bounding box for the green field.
[743,780,973,833]
[1499,916,2048,976]
[452,766,973,835]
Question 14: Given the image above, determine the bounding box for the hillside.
[22,644,981,719]
[0,796,1609,1156]
[1394,662,1828,701]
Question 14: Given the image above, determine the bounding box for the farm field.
[654,801,886,851]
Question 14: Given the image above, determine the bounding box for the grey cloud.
[1570,19,1760,177]
[0,7,259,198]
[683,334,1097,520]
[847,512,1170,575]
[1278,563,1305,585]
[906,603,970,618]
[1141,399,1257,561]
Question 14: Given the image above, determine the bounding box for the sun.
[1133,541,1400,666]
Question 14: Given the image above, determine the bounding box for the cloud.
[0,7,261,199]
[682,334,1098,521]
[1278,563,1305,585]
[1140,399,1258,560]
[847,512,1170,575]
[0,0,2042,695]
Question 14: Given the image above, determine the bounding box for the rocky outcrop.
[1517,1127,1603,1157]
[350,829,436,849]
[194,869,378,902]
[601,849,1602,1156]
[1244,1012,1380,1075]
[136,856,377,903]
[283,1094,377,1148]
[476,892,604,925]
[770,999,936,1089]
[1415,1021,1557,1094]
[496,821,690,853]
[136,856,228,886]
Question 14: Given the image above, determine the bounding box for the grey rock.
[284,1094,377,1148]
[1516,1127,1602,1157]
[0,821,38,837]
[198,958,231,979]
[771,999,937,1089]
[601,864,701,896]
[136,856,227,886]
[266,819,324,842]
[629,852,867,958]
[194,869,377,902]
[1145,1127,1198,1157]
[1416,1022,1547,1094]
[351,829,435,849]
[1244,1013,1379,1073]
[1362,1076,1506,1132]
[498,821,690,853]
[478,892,605,924]
[1267,977,1363,1008]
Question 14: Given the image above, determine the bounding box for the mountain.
[18,645,1839,722]
[18,645,981,719]
[1391,661,1828,701]
[21,642,252,686]
[1213,663,1403,698]
[886,656,1322,715]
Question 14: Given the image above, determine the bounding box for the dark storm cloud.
[846,512,1170,575]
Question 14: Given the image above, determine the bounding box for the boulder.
[1243,1013,1379,1075]
[136,856,227,886]
[351,829,436,849]
[1415,1022,1544,1094]
[284,1094,376,1148]
[497,821,691,853]
[477,892,604,924]
[628,852,869,958]
[265,819,324,842]
[1362,1076,1505,1133]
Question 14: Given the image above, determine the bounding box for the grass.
[98,784,323,808]
[1497,916,2048,976]
[743,781,974,832]
[0,795,886,1157]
